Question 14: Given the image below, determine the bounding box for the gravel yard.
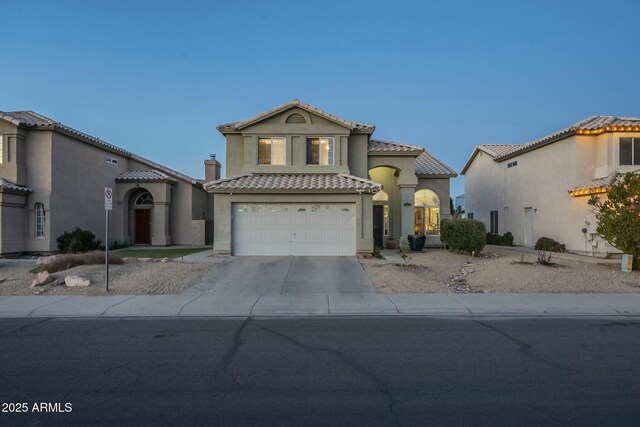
[364,247,640,294]
[0,260,210,296]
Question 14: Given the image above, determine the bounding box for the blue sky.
[2,0,639,197]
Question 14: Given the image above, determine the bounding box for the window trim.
[0,135,3,164]
[258,137,286,165]
[35,203,45,239]
[106,156,118,165]
[619,137,640,166]
[306,137,335,165]
[490,210,499,234]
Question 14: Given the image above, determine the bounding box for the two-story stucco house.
[0,110,219,254]
[205,99,456,256]
[462,116,640,255]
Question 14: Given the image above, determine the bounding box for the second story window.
[258,137,286,165]
[620,137,640,166]
[307,137,335,165]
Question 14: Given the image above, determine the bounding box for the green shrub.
[486,231,514,246]
[57,228,102,254]
[534,237,566,253]
[503,232,514,246]
[440,218,486,255]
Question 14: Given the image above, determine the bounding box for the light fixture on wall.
[135,184,140,189]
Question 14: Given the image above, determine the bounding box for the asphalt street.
[1,316,639,426]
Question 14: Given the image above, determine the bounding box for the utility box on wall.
[622,254,633,273]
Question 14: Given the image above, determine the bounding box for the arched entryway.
[414,189,440,235]
[132,191,154,244]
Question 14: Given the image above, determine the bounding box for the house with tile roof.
[205,99,457,255]
[0,111,218,254]
[461,116,640,255]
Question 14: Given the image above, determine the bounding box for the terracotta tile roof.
[497,115,640,161]
[116,170,178,183]
[217,99,375,134]
[462,116,640,174]
[368,139,423,154]
[568,171,631,196]
[204,173,382,193]
[415,151,457,177]
[477,144,525,158]
[0,178,31,193]
[0,110,200,185]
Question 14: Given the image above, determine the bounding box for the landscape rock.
[51,278,65,287]
[123,257,138,263]
[30,271,53,288]
[138,257,154,263]
[159,257,171,263]
[65,275,90,287]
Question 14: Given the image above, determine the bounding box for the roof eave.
[204,188,378,194]
[496,130,577,162]
[417,173,458,179]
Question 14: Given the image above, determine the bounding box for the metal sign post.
[104,187,113,292]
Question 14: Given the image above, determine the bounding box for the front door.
[373,205,384,249]
[135,209,152,244]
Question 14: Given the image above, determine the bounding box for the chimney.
[204,154,221,182]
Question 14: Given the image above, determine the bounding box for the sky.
[2,0,639,198]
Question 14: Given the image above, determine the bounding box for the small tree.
[588,172,640,270]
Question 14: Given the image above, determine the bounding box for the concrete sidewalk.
[0,293,639,318]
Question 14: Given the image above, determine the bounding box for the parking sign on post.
[104,187,112,291]
[105,187,113,211]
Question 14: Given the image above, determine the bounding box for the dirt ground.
[0,260,210,296]
[364,247,640,294]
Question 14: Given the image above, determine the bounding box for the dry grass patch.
[33,251,123,274]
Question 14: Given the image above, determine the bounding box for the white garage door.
[232,203,355,256]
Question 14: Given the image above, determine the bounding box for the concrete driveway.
[192,256,374,295]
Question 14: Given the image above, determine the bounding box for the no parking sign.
[104,187,113,210]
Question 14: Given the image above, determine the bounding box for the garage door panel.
[232,203,355,256]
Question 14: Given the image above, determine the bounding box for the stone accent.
[30,271,53,288]
[65,275,90,287]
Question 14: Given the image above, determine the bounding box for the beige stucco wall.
[213,192,374,255]
[464,151,505,233]
[224,108,355,176]
[0,122,28,185]
[0,192,29,253]
[0,122,208,253]
[464,134,637,254]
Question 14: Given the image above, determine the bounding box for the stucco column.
[399,184,416,240]
[152,201,171,245]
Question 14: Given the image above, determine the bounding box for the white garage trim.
[232,203,356,256]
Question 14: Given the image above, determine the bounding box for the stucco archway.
[414,189,440,235]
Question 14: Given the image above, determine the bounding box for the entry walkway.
[1,293,639,317]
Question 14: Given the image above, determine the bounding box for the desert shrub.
[38,251,123,274]
[588,171,640,270]
[486,231,514,246]
[57,228,102,253]
[502,232,514,246]
[534,237,566,253]
[440,218,486,255]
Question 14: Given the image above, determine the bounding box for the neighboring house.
[462,116,640,255]
[0,111,219,254]
[205,99,456,256]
